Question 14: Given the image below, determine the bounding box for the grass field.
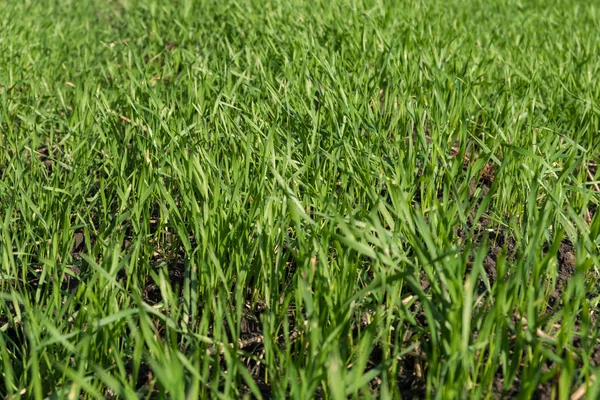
[1,0,600,398]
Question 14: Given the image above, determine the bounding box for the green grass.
[1,0,599,398]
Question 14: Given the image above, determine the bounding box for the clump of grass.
[1,0,599,398]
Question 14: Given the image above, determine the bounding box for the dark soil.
[552,240,577,302]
